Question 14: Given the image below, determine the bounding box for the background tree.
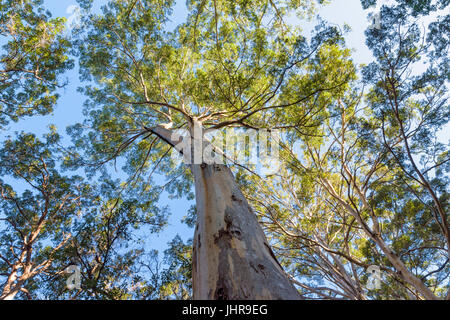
[0,130,173,300]
[0,130,89,300]
[240,0,449,300]
[0,0,73,128]
[1,0,447,300]
[0,0,186,301]
[157,236,193,300]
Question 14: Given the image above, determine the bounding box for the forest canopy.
[0,0,448,300]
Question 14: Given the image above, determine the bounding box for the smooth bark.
[191,163,302,299]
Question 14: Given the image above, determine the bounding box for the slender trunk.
[373,236,438,300]
[191,163,302,299]
[320,177,439,300]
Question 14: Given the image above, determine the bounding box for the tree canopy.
[0,0,448,300]
[0,0,73,128]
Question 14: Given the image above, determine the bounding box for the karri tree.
[0,130,170,300]
[69,0,354,299]
[0,0,447,300]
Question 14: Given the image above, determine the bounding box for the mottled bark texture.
[191,164,302,300]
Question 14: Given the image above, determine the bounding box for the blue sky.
[3,0,448,254]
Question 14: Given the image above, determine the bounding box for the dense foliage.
[0,0,448,299]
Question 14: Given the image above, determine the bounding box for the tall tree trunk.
[149,124,302,300]
[191,163,302,299]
